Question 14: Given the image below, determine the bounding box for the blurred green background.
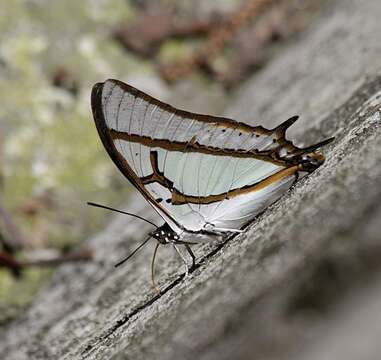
[0,0,137,322]
[0,0,238,323]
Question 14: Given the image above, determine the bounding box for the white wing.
[91,79,330,234]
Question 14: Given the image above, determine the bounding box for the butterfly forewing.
[92,79,326,233]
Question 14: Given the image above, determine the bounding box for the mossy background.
[0,0,138,323]
[0,0,235,323]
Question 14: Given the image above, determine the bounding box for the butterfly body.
[91,79,333,275]
[149,223,215,246]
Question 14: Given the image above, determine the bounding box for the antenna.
[114,235,152,268]
[87,202,157,267]
[87,202,158,228]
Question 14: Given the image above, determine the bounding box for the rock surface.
[2,0,381,359]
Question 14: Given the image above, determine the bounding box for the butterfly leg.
[211,227,244,234]
[184,244,196,271]
[173,244,190,276]
[151,243,161,294]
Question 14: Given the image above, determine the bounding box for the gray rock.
[2,0,381,359]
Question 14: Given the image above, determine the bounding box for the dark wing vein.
[196,123,205,212]
[116,91,127,177]
[138,98,149,179]
[162,111,178,180]
[127,94,139,176]
[207,123,240,218]
[212,131,254,216]
[179,119,198,216]
[202,122,227,219]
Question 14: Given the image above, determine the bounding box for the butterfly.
[91,79,333,282]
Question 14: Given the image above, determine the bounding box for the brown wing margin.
[91,82,183,230]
